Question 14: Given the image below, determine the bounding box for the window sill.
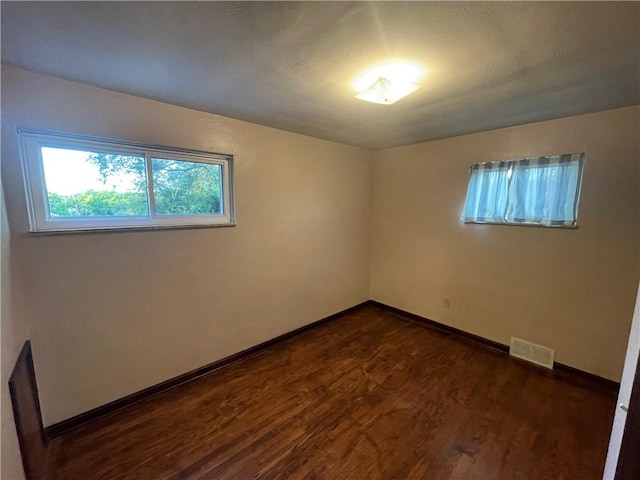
[26,222,237,236]
[462,220,578,229]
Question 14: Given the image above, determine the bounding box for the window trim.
[18,127,236,233]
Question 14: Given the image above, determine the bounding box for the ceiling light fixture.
[353,60,425,105]
[355,77,421,105]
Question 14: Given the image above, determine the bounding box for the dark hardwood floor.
[45,306,617,479]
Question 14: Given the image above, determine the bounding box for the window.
[462,153,584,227]
[19,128,235,232]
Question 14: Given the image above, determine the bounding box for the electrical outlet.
[443,297,451,309]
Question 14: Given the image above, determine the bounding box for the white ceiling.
[2,1,639,149]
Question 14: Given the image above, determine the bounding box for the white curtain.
[463,153,584,227]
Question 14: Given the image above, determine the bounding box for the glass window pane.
[463,162,510,223]
[463,154,583,227]
[151,158,223,216]
[41,147,149,217]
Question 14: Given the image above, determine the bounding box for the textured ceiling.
[2,1,639,149]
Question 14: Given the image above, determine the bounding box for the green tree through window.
[48,190,148,217]
[47,153,222,217]
[152,158,222,215]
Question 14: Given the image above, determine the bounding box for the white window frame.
[18,128,235,232]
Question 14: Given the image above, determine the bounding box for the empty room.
[1,2,639,479]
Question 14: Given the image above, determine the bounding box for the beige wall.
[1,179,28,480]
[1,64,638,437]
[371,106,640,381]
[0,66,373,426]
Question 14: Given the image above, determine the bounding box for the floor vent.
[509,337,555,369]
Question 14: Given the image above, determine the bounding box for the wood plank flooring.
[45,306,617,479]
